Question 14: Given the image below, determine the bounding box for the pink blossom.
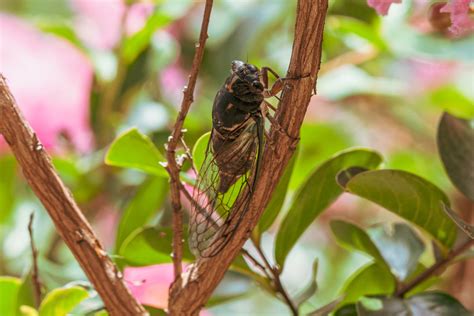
[407,58,457,92]
[71,0,154,50]
[440,0,474,36]
[124,264,211,315]
[160,62,187,105]
[0,14,93,153]
[367,0,402,16]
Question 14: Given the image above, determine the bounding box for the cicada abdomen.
[189,60,280,258]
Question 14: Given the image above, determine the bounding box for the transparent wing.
[189,116,263,258]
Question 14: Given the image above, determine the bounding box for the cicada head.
[226,60,264,101]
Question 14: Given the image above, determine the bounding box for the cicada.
[189,60,283,258]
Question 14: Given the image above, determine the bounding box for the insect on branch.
[164,0,213,281]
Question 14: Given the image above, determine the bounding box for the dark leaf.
[368,223,425,281]
[437,112,474,201]
[339,169,457,250]
[441,202,474,239]
[275,149,383,267]
[336,167,368,188]
[356,292,471,316]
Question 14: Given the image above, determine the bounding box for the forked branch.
[168,1,329,314]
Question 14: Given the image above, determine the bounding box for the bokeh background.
[0,0,473,314]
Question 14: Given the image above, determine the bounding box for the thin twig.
[253,243,298,315]
[396,238,474,297]
[0,76,146,315]
[28,212,42,308]
[165,0,213,282]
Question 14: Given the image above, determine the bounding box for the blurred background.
[0,0,473,314]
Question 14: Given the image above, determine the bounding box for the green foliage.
[38,286,89,316]
[356,292,471,316]
[115,177,168,251]
[105,128,167,177]
[275,148,383,267]
[337,169,457,250]
[121,11,173,64]
[0,276,21,316]
[0,156,16,223]
[437,112,474,201]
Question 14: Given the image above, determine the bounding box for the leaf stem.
[396,238,474,297]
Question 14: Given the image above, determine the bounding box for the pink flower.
[160,62,187,105]
[71,0,154,50]
[407,58,458,92]
[440,0,474,36]
[124,264,211,315]
[367,0,402,16]
[0,14,93,153]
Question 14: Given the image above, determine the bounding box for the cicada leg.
[261,66,284,100]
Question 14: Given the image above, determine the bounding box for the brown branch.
[254,243,298,315]
[165,0,213,283]
[28,212,42,308]
[396,237,474,297]
[0,76,146,315]
[168,1,328,314]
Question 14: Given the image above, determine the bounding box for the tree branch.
[165,0,213,283]
[168,1,328,314]
[0,76,147,315]
[28,212,42,308]
[396,237,474,297]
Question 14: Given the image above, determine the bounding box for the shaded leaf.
[331,220,389,271]
[356,292,471,316]
[257,147,298,234]
[294,259,319,307]
[368,223,425,281]
[307,296,345,316]
[105,128,167,177]
[38,286,88,316]
[336,167,369,188]
[338,263,395,307]
[275,149,383,267]
[115,177,168,251]
[340,169,457,250]
[0,276,21,316]
[119,227,186,266]
[206,292,250,308]
[334,304,357,316]
[437,112,474,201]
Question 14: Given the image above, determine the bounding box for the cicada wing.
[189,116,264,258]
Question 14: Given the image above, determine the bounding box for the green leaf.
[356,292,471,316]
[115,177,168,251]
[340,169,457,250]
[430,87,474,120]
[38,286,88,316]
[257,148,298,234]
[368,223,425,281]
[119,227,184,266]
[122,11,173,64]
[105,128,167,177]
[338,263,396,307]
[331,221,389,272]
[19,305,38,316]
[275,148,383,267]
[294,259,319,307]
[192,132,211,171]
[0,276,21,316]
[206,292,251,308]
[437,112,474,201]
[326,16,387,51]
[0,155,16,223]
